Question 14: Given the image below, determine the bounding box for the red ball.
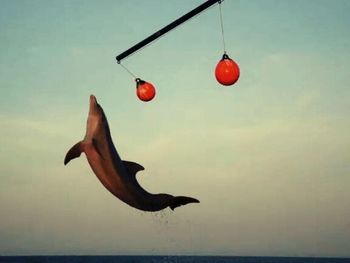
[215,54,240,86]
[136,79,156,102]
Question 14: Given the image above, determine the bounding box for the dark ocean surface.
[0,256,349,263]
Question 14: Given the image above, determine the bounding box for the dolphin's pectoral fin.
[64,141,84,165]
[170,196,200,210]
[122,160,145,176]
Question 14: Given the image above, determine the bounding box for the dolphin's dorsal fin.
[122,160,144,176]
[64,141,83,165]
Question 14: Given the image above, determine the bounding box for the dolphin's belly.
[84,147,162,211]
[84,144,141,205]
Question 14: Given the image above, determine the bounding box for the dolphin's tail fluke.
[170,196,200,210]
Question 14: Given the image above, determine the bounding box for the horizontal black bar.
[116,0,222,63]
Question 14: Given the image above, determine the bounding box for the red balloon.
[215,54,240,86]
[136,78,156,102]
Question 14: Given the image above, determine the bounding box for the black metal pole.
[116,0,222,63]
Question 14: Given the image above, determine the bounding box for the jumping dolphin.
[64,95,199,212]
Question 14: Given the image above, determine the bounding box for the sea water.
[0,256,349,263]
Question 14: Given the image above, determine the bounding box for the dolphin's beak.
[89,95,98,114]
[90,94,97,105]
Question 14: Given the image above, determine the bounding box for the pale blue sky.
[0,0,350,257]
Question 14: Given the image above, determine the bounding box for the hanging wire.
[218,1,227,54]
[118,62,137,80]
[117,1,224,80]
[117,1,221,63]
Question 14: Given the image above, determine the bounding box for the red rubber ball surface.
[136,81,156,102]
[215,58,240,86]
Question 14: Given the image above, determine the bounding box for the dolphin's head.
[86,95,108,137]
[89,95,103,117]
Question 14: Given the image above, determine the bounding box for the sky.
[0,0,350,257]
